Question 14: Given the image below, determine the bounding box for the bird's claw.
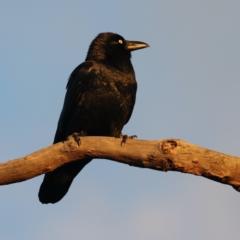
[72,131,87,146]
[121,134,137,145]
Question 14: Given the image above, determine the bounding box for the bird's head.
[85,32,149,72]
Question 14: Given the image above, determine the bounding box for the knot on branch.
[159,139,178,154]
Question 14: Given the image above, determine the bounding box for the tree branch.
[1,136,240,192]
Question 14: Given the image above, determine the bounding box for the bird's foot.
[71,131,87,146]
[120,134,137,145]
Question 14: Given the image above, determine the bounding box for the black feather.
[38,32,148,204]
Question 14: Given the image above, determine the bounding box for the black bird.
[38,32,149,204]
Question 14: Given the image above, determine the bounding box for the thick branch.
[1,137,240,192]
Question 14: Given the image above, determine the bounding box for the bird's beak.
[125,40,149,51]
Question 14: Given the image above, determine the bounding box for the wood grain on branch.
[1,137,240,192]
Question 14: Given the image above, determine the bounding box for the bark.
[1,136,240,192]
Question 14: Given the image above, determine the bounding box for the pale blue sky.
[1,1,240,239]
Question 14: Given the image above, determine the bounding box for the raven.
[38,32,149,204]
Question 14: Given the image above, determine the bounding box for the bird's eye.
[118,39,123,44]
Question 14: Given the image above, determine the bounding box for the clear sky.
[1,1,240,239]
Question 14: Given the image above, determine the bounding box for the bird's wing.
[53,61,94,143]
[39,61,94,204]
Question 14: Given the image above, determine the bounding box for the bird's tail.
[38,158,91,204]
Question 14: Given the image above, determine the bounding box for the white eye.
[118,39,123,44]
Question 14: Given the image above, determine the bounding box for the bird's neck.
[108,53,134,73]
[86,49,134,73]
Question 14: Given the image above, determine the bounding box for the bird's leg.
[119,133,137,145]
[71,131,87,146]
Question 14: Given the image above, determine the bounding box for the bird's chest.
[87,76,134,115]
[78,74,136,136]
